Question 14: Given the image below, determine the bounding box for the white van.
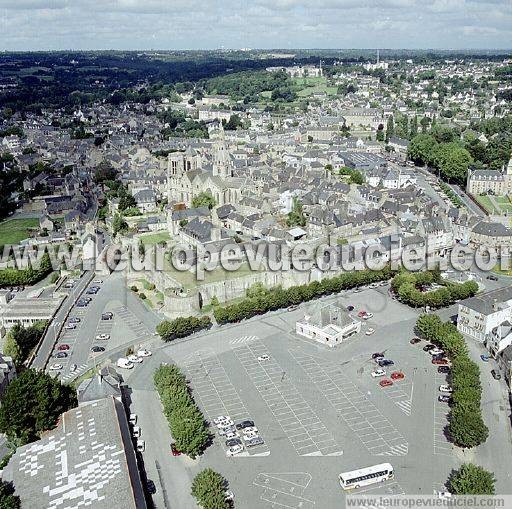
[117,358,134,369]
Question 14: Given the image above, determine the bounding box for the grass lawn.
[139,231,171,246]
[164,259,260,290]
[476,195,500,215]
[0,218,39,246]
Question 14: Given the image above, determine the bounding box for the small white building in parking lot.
[295,301,361,347]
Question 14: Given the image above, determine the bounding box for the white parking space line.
[111,305,152,337]
[291,351,408,457]
[253,472,315,509]
[233,342,342,457]
[183,348,270,457]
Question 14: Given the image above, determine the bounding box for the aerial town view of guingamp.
[0,1,512,508]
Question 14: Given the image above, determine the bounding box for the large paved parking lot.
[127,284,512,508]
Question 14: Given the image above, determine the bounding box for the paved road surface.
[31,271,93,370]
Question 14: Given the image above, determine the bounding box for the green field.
[476,195,512,215]
[139,231,171,246]
[476,195,500,215]
[0,218,39,246]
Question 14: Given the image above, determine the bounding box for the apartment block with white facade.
[458,287,512,344]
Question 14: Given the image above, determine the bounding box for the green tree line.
[153,364,209,458]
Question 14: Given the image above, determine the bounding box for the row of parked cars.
[214,416,264,456]
[411,338,454,402]
[370,353,405,387]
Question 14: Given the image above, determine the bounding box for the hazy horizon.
[0,0,511,52]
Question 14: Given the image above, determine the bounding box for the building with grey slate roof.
[1,396,146,509]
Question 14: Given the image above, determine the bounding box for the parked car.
[55,352,68,359]
[480,354,490,362]
[357,310,368,318]
[93,280,104,284]
[136,439,145,452]
[430,348,444,356]
[432,358,449,365]
[68,317,81,323]
[49,363,63,371]
[245,437,264,448]
[117,358,134,369]
[346,305,355,311]
[226,444,244,456]
[391,371,405,380]
[423,344,435,352]
[170,443,181,456]
[236,420,255,430]
[372,352,385,359]
[127,354,143,363]
[95,334,110,340]
[217,419,235,429]
[371,369,386,378]
[287,304,299,311]
[137,349,152,357]
[379,379,393,387]
[242,432,259,441]
[214,415,231,425]
[491,369,502,380]
[57,344,70,351]
[132,426,141,438]
[439,385,453,393]
[437,366,451,374]
[438,395,451,403]
[378,359,394,367]
[91,346,105,353]
[241,426,258,434]
[362,312,373,320]
[225,438,242,447]
[410,337,421,344]
[365,328,376,335]
[129,413,137,425]
[486,274,498,281]
[257,354,270,361]
[64,323,77,330]
[101,312,113,320]
[218,426,237,436]
[146,480,156,495]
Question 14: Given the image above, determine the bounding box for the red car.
[357,311,368,318]
[391,371,405,380]
[432,358,449,365]
[171,443,181,456]
[379,379,393,387]
[57,344,70,351]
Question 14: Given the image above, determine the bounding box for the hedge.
[0,252,53,288]
[156,316,212,341]
[153,364,209,458]
[392,270,478,309]
[415,314,488,448]
[213,266,395,325]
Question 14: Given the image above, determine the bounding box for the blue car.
[480,354,490,362]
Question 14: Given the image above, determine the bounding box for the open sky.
[0,0,511,51]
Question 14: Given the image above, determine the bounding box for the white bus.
[339,463,394,490]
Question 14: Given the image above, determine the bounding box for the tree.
[191,468,229,509]
[0,480,20,509]
[409,116,418,138]
[192,192,216,210]
[0,369,76,445]
[434,143,473,184]
[385,116,394,142]
[118,193,136,211]
[407,134,438,166]
[449,406,488,448]
[450,463,495,495]
[112,214,128,236]
[286,198,306,227]
[156,316,211,341]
